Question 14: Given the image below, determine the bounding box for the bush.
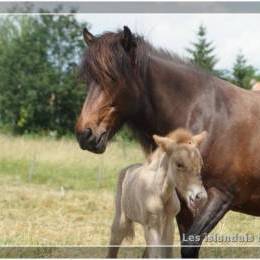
[0,15,88,135]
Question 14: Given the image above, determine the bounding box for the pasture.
[0,133,260,256]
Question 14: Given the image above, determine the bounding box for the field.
[1,133,260,257]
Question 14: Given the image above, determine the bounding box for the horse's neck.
[147,150,176,202]
[131,55,206,155]
[148,55,202,123]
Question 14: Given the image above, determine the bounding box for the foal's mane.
[147,128,193,164]
[79,28,210,87]
[166,128,193,144]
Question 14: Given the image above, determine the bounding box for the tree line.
[0,16,259,136]
[187,25,260,88]
[0,15,87,136]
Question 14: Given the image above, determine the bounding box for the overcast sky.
[76,14,260,71]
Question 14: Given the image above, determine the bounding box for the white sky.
[76,14,260,71]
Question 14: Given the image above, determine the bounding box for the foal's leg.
[160,216,174,258]
[142,214,165,258]
[142,247,149,258]
[142,216,174,257]
[107,215,133,258]
[107,167,132,258]
[180,187,233,258]
[144,221,162,258]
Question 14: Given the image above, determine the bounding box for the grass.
[0,134,144,191]
[1,133,260,257]
[0,134,146,247]
[0,183,115,245]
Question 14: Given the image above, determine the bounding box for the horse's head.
[75,26,142,153]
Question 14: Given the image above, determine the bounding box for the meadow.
[0,133,260,257]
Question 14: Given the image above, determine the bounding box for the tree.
[0,14,88,135]
[232,52,256,89]
[186,24,218,73]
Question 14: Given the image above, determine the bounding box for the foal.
[107,129,208,258]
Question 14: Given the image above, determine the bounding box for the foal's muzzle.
[187,188,208,215]
[76,128,109,154]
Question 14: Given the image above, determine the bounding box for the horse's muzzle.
[76,128,108,154]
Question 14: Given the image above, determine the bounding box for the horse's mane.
[79,29,211,87]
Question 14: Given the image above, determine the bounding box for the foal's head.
[75,26,144,153]
[153,129,208,214]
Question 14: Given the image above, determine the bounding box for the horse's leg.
[144,224,162,258]
[161,216,174,258]
[108,167,132,258]
[181,187,233,258]
[176,200,194,257]
[176,200,194,241]
[107,217,133,258]
[142,248,148,258]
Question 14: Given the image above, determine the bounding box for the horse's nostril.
[195,193,202,201]
[83,128,92,139]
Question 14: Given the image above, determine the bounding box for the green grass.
[0,134,144,191]
[0,157,113,190]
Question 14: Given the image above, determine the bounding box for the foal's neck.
[148,150,176,202]
[161,157,176,202]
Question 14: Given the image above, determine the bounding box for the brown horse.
[75,26,260,258]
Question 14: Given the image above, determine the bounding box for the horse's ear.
[153,135,175,154]
[192,131,208,147]
[83,28,95,45]
[121,26,136,52]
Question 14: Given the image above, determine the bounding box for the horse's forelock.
[80,30,136,88]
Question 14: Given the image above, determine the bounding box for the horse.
[75,26,260,258]
[107,129,207,258]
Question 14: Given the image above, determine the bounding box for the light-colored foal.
[107,128,208,258]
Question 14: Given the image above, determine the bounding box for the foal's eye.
[176,162,185,170]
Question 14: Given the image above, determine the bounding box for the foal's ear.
[83,28,95,45]
[192,131,208,147]
[121,26,136,52]
[153,135,175,153]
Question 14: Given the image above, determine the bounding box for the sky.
[76,13,260,71]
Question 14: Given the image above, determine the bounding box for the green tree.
[186,24,218,73]
[255,74,260,81]
[0,14,88,135]
[232,52,256,89]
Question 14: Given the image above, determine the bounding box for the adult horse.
[75,26,260,258]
